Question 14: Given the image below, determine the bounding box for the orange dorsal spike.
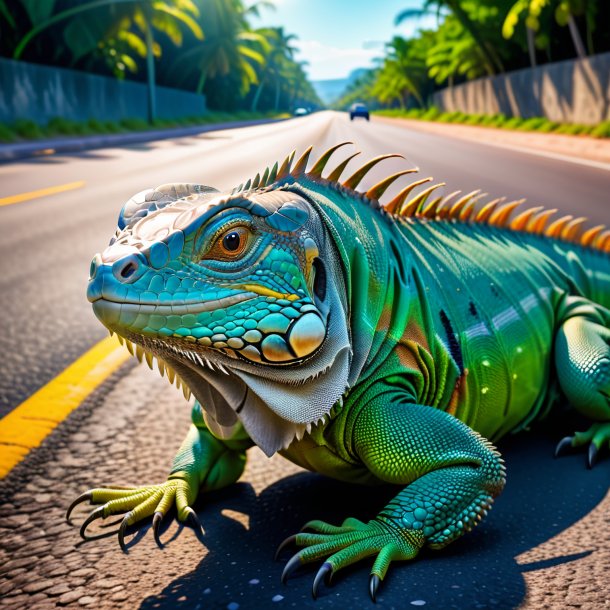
[412,183,446,217]
[437,191,461,219]
[343,154,404,191]
[528,209,557,234]
[385,177,433,215]
[561,217,587,242]
[292,146,313,176]
[545,215,574,238]
[365,168,419,201]
[308,142,353,178]
[580,224,605,247]
[276,150,295,180]
[488,199,525,227]
[421,195,444,219]
[510,206,543,231]
[459,200,476,222]
[326,152,361,182]
[475,198,504,223]
[594,230,610,250]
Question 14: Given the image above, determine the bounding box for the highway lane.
[2,110,609,417]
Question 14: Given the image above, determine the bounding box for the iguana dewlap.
[68,143,610,601]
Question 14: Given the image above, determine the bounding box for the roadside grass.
[375,108,610,139]
[0,111,288,144]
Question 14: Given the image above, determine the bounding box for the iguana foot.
[277,517,423,601]
[555,421,610,468]
[66,475,201,550]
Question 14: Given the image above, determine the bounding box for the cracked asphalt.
[1,111,610,609]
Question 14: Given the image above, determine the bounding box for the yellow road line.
[0,336,130,478]
[0,180,86,207]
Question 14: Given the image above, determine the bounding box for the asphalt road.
[1,111,610,609]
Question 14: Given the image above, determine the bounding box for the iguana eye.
[204,226,251,260]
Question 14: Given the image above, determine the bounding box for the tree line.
[0,0,321,119]
[338,0,610,110]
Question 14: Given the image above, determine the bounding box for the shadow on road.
[139,421,607,610]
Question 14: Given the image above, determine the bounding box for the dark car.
[350,103,370,121]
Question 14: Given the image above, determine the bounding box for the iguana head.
[87,171,351,455]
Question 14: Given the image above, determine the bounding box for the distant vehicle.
[350,103,370,121]
[293,107,309,116]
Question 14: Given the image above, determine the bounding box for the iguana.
[69,142,610,601]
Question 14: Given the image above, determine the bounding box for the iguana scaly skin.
[69,143,610,600]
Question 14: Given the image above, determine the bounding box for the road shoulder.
[375,115,610,166]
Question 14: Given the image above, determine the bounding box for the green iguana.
[69,142,610,601]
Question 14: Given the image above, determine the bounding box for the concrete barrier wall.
[432,52,610,124]
[0,57,206,124]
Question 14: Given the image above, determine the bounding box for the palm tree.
[396,1,505,74]
[502,0,590,61]
[164,0,270,97]
[13,0,203,122]
[250,27,297,112]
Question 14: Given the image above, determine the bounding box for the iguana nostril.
[120,261,137,279]
[111,254,144,283]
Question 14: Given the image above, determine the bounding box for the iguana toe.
[68,477,198,548]
[554,422,610,468]
[279,519,420,597]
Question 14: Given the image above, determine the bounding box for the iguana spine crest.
[234,142,610,253]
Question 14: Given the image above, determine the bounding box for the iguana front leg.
[66,401,252,548]
[278,402,506,600]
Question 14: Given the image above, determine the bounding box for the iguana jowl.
[70,142,610,600]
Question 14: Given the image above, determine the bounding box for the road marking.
[0,180,86,207]
[0,336,130,478]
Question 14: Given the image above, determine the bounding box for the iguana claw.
[554,422,610,468]
[554,436,574,458]
[274,534,297,560]
[66,491,92,525]
[118,512,132,551]
[80,507,105,540]
[369,574,381,603]
[281,552,302,584]
[312,562,332,599]
[588,443,599,469]
[152,511,164,546]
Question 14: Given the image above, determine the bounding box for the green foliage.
[372,107,608,138]
[13,118,45,139]
[119,117,150,131]
[0,0,319,115]
[590,121,610,138]
[0,123,17,142]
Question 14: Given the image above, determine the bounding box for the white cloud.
[295,39,380,81]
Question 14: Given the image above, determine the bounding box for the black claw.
[152,511,163,547]
[274,534,297,561]
[312,562,332,599]
[587,443,599,469]
[79,506,105,540]
[369,574,381,603]
[185,507,204,534]
[118,512,132,552]
[281,552,302,584]
[555,436,574,458]
[66,492,92,525]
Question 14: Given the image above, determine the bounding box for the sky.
[250,0,437,81]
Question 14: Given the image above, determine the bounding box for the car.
[293,107,309,116]
[349,103,369,121]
